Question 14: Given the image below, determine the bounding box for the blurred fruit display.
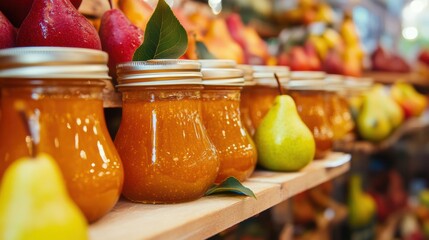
[371,44,411,73]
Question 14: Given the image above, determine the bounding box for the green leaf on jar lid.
[205,177,256,199]
[132,0,188,61]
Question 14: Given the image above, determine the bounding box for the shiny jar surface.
[326,91,354,140]
[114,86,219,203]
[0,80,123,222]
[202,87,257,183]
[247,86,278,129]
[289,90,334,159]
[240,87,256,136]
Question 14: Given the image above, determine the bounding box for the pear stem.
[15,103,38,158]
[274,73,285,95]
[108,0,113,9]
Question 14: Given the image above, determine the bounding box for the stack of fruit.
[277,12,364,76]
[274,0,335,26]
[350,82,427,142]
[371,45,411,73]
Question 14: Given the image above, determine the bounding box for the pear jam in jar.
[246,66,290,129]
[286,72,334,159]
[0,47,124,222]
[200,60,257,183]
[114,60,219,203]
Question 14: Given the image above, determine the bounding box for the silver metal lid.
[286,80,327,90]
[237,64,255,86]
[0,47,110,79]
[116,59,202,87]
[343,77,373,92]
[290,71,326,80]
[251,65,290,87]
[201,68,244,86]
[325,74,344,92]
[198,59,237,68]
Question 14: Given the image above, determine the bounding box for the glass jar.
[237,65,256,136]
[247,66,290,129]
[0,47,123,222]
[200,61,257,183]
[325,75,354,140]
[115,60,219,203]
[287,72,334,159]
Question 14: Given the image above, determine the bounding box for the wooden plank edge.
[89,182,279,240]
[89,154,350,240]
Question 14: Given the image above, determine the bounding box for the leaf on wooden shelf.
[205,177,256,199]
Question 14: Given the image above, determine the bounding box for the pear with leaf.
[0,104,88,240]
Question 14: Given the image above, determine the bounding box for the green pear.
[348,174,376,228]
[254,95,315,171]
[357,93,392,142]
[0,153,88,240]
[371,85,403,128]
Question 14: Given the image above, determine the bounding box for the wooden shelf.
[363,71,429,87]
[334,112,429,154]
[89,152,350,240]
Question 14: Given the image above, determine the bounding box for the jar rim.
[290,71,326,80]
[0,47,110,80]
[251,65,290,87]
[201,68,244,86]
[117,59,203,87]
[198,59,237,68]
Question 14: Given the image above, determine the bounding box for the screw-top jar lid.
[324,74,345,92]
[286,71,327,90]
[343,76,373,93]
[0,47,110,80]
[198,59,244,86]
[286,79,327,90]
[237,64,255,86]
[116,59,202,87]
[201,68,244,86]
[199,59,237,68]
[290,71,326,80]
[251,65,290,87]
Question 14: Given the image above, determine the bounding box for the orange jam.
[201,88,257,183]
[247,86,279,129]
[0,82,123,222]
[115,87,219,203]
[289,90,334,159]
[326,91,354,140]
[0,47,123,223]
[240,87,256,136]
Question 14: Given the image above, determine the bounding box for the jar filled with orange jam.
[287,71,333,159]
[247,66,290,129]
[237,65,256,136]
[0,47,123,222]
[325,75,354,140]
[200,60,257,183]
[114,60,219,203]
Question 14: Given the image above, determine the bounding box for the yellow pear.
[0,154,88,240]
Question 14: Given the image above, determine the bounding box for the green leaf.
[196,41,216,59]
[205,177,256,198]
[133,0,188,61]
